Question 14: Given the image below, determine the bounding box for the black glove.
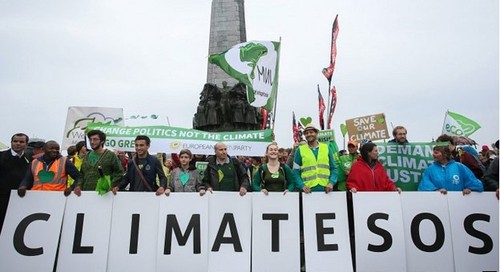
[64,188,72,197]
[17,187,27,197]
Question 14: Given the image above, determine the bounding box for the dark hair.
[436,134,454,144]
[67,145,77,156]
[87,130,106,142]
[11,133,29,143]
[75,141,86,153]
[135,135,151,145]
[433,145,452,161]
[179,149,193,159]
[360,142,377,163]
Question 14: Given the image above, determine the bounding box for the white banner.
[251,192,300,272]
[447,192,499,272]
[0,191,66,271]
[302,192,353,272]
[56,193,114,272]
[107,192,160,272]
[401,192,454,271]
[352,192,407,272]
[0,192,498,272]
[208,192,252,272]
[62,106,124,149]
[156,193,209,272]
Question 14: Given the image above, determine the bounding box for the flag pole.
[441,110,449,135]
[270,37,282,134]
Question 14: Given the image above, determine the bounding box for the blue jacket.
[120,154,167,191]
[418,160,484,192]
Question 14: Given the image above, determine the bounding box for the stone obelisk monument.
[193,0,262,132]
[206,0,246,87]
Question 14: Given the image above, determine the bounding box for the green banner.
[86,123,273,156]
[377,142,446,191]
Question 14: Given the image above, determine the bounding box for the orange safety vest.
[32,157,68,191]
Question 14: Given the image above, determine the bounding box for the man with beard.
[292,124,337,192]
[0,133,31,233]
[74,130,124,196]
[18,141,81,196]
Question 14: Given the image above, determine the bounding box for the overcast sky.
[0,0,498,151]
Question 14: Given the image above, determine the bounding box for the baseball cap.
[347,140,358,147]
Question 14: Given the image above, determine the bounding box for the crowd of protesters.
[0,126,498,236]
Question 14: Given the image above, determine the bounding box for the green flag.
[208,41,280,111]
[442,111,481,137]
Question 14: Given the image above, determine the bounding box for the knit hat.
[482,145,490,151]
[28,138,45,148]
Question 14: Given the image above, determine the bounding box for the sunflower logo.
[169,141,181,150]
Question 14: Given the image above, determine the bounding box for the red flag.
[318,85,326,130]
[261,108,268,130]
[322,15,339,83]
[326,86,337,129]
[292,112,300,143]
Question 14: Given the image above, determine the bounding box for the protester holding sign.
[253,142,310,194]
[74,130,124,196]
[202,142,250,196]
[18,141,81,197]
[120,135,167,195]
[165,149,206,196]
[418,145,484,194]
[292,124,337,192]
[347,142,401,192]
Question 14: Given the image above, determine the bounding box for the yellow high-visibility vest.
[299,143,330,188]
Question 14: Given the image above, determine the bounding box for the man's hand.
[438,188,447,195]
[17,186,27,197]
[302,186,311,193]
[325,183,334,193]
[156,187,165,196]
[239,187,247,196]
[395,187,402,194]
[261,189,269,195]
[207,187,213,194]
[199,189,206,196]
[165,188,171,196]
[111,186,119,195]
[74,186,82,196]
[462,188,472,195]
[64,188,72,197]
[349,188,357,193]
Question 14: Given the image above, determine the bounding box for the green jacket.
[78,150,124,191]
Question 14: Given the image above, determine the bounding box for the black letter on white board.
[129,214,140,254]
[367,213,392,252]
[164,214,201,254]
[464,213,493,254]
[13,213,50,256]
[262,213,288,252]
[410,212,445,252]
[72,213,94,254]
[316,213,338,251]
[211,213,242,252]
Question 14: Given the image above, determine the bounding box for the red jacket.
[346,157,396,191]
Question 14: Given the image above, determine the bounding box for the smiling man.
[120,135,167,195]
[292,124,338,192]
[18,140,81,197]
